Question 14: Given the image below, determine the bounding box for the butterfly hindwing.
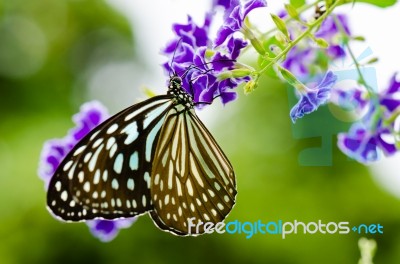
[149,106,237,235]
[47,95,174,221]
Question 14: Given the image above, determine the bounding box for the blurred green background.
[1,0,400,263]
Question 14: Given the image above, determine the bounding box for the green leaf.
[270,14,290,41]
[290,0,306,8]
[343,0,397,8]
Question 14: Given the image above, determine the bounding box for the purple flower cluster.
[38,101,136,242]
[162,0,267,105]
[338,74,400,163]
[283,14,351,78]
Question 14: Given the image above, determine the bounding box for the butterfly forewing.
[149,106,237,235]
[47,95,174,221]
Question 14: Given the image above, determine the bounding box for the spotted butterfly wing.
[47,95,174,220]
[149,108,236,235]
[47,76,237,236]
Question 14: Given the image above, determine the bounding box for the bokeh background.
[1,0,400,263]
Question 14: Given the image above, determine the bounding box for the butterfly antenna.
[169,38,183,78]
[178,59,237,79]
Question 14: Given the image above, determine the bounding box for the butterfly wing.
[47,95,174,221]
[149,106,237,235]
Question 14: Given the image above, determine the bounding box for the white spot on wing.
[93,169,100,184]
[107,123,119,134]
[144,172,151,189]
[84,152,92,163]
[61,191,68,201]
[127,178,134,190]
[113,153,124,174]
[186,179,194,196]
[73,145,86,156]
[168,160,173,189]
[129,151,139,170]
[109,144,117,158]
[176,178,182,196]
[122,122,138,145]
[142,195,147,207]
[224,195,230,203]
[92,138,103,148]
[78,171,84,183]
[102,170,108,182]
[154,174,160,185]
[106,137,116,150]
[89,143,104,172]
[90,131,100,141]
[68,163,77,180]
[63,160,73,171]
[112,178,119,190]
[83,182,90,192]
[55,181,61,192]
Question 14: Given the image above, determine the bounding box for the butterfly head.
[169,75,182,90]
[168,75,194,110]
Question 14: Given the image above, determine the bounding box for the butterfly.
[46,73,237,236]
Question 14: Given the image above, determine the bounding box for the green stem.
[332,15,377,99]
[258,0,343,76]
[383,107,400,126]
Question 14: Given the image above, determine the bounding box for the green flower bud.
[244,80,258,95]
[218,69,253,81]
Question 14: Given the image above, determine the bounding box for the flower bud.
[244,80,258,95]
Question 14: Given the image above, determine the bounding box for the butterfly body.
[47,75,236,236]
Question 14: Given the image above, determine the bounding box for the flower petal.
[88,218,137,242]
[290,71,337,123]
[242,0,267,19]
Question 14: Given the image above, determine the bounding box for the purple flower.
[380,74,400,112]
[88,218,137,242]
[38,138,74,188]
[290,71,337,123]
[38,101,109,187]
[315,14,349,58]
[337,74,400,163]
[162,13,250,105]
[335,87,368,111]
[283,14,351,77]
[215,0,267,46]
[315,14,351,39]
[213,0,231,9]
[337,121,395,163]
[283,47,317,77]
[38,101,136,242]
